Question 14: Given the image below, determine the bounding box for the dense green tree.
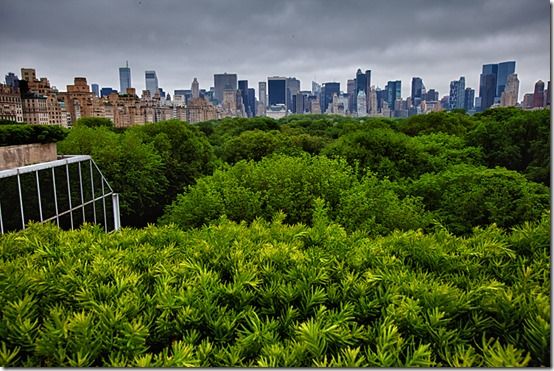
[221,130,292,164]
[73,117,114,128]
[467,108,550,185]
[129,120,215,204]
[407,164,550,234]
[398,111,476,136]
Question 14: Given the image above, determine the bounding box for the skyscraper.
[214,73,238,105]
[464,88,475,111]
[268,77,287,107]
[385,80,401,109]
[258,81,267,115]
[479,63,498,111]
[238,80,249,115]
[119,61,131,93]
[449,76,465,110]
[247,88,256,117]
[191,78,199,99]
[5,72,19,89]
[286,77,300,111]
[356,90,367,117]
[322,82,340,113]
[500,73,518,107]
[347,79,356,113]
[145,70,158,96]
[533,80,545,108]
[496,61,516,98]
[411,77,424,106]
[91,83,99,97]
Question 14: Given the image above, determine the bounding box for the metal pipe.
[36,170,43,222]
[65,163,74,230]
[112,193,121,230]
[52,167,59,226]
[17,171,25,229]
[78,162,85,222]
[89,160,97,224]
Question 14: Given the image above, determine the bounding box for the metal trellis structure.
[0,155,120,234]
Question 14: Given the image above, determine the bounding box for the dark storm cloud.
[0,0,549,98]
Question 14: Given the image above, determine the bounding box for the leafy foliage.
[0,212,549,366]
[406,164,550,234]
[0,124,68,146]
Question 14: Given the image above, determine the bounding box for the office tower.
[191,78,199,99]
[286,77,300,111]
[347,79,356,113]
[464,88,475,111]
[322,82,340,113]
[449,76,465,110]
[238,80,249,116]
[100,87,116,97]
[357,90,367,117]
[247,88,256,116]
[311,81,321,95]
[385,80,401,108]
[500,73,519,107]
[425,89,439,102]
[223,89,237,115]
[145,70,158,96]
[546,81,551,106]
[119,61,131,93]
[214,73,238,104]
[479,64,498,111]
[411,77,424,106]
[5,72,19,89]
[268,77,287,107]
[533,80,545,107]
[91,83,99,97]
[496,61,516,98]
[294,93,306,114]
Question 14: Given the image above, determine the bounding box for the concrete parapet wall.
[0,143,57,170]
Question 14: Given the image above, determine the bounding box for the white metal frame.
[0,155,120,233]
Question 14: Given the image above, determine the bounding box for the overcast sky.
[0,0,550,99]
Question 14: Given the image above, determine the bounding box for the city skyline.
[0,0,550,99]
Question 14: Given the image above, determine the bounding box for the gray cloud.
[0,0,549,98]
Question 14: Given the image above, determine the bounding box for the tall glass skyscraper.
[385,80,401,108]
[119,61,131,94]
[496,61,516,98]
[145,70,158,96]
[214,73,238,104]
[479,63,498,111]
[268,77,287,107]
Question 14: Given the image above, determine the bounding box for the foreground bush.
[0,212,550,366]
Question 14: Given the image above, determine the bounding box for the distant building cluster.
[0,60,550,127]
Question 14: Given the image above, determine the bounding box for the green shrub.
[0,124,67,146]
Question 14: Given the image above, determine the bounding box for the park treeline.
[55,108,550,235]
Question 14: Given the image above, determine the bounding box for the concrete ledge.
[0,143,57,170]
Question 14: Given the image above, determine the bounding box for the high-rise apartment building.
[286,77,300,111]
[20,68,36,82]
[247,88,256,117]
[119,62,131,93]
[258,81,267,116]
[356,90,367,117]
[500,73,519,107]
[347,79,356,113]
[214,73,237,105]
[145,70,158,97]
[425,89,439,102]
[268,77,287,107]
[191,78,199,99]
[238,80,253,117]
